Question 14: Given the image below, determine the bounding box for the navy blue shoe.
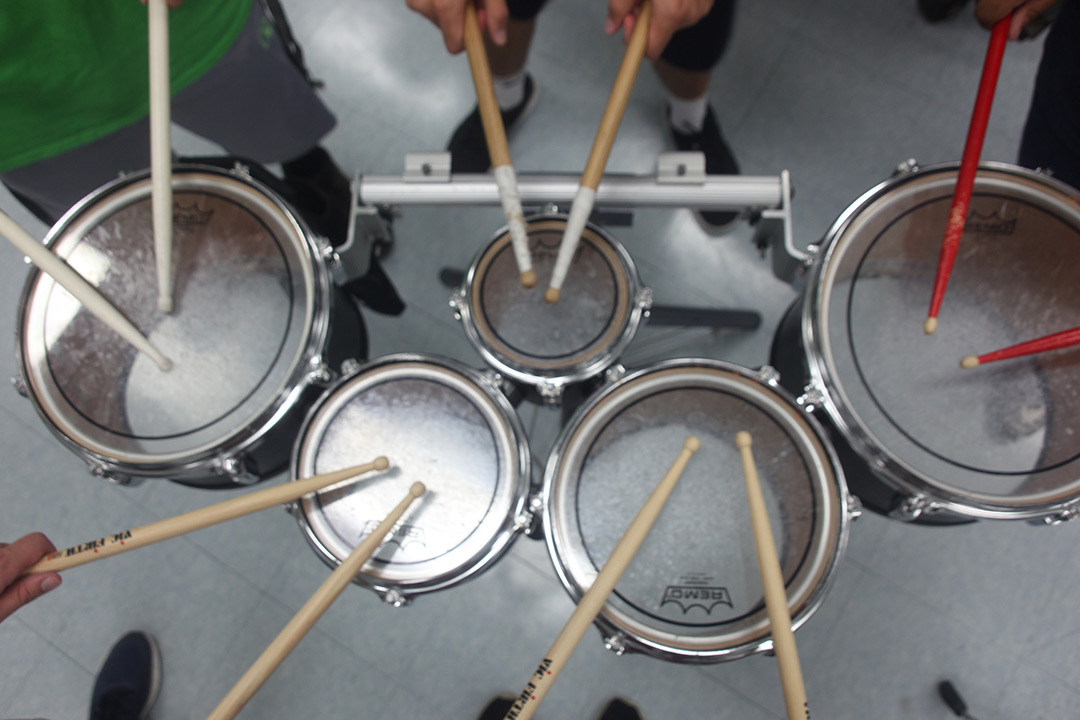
[599,697,644,720]
[664,104,742,234]
[89,632,161,720]
[448,75,539,173]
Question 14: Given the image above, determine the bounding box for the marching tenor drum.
[771,162,1080,524]
[15,165,366,487]
[292,354,532,605]
[543,359,852,662]
[452,214,651,403]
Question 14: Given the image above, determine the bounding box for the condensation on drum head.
[17,166,330,481]
[543,360,849,662]
[457,216,648,394]
[293,355,531,602]
[804,163,1080,520]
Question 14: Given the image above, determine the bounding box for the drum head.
[544,360,848,662]
[18,166,325,472]
[463,216,643,385]
[808,163,1080,519]
[294,355,531,599]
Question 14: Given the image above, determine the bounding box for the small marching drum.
[16,165,365,487]
[543,359,852,662]
[771,162,1080,523]
[452,214,651,403]
[292,354,532,605]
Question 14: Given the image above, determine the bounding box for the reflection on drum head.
[818,167,1080,506]
[295,357,530,599]
[544,362,846,661]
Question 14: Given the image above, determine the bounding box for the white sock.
[668,94,708,135]
[493,70,527,111]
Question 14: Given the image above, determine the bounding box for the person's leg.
[446,0,547,172]
[654,0,740,232]
[1018,0,1080,191]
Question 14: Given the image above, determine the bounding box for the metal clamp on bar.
[331,178,395,285]
[656,152,707,184]
[752,170,809,284]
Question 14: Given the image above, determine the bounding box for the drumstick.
[544,0,651,304]
[961,325,1080,368]
[22,457,389,575]
[206,482,426,720]
[503,435,699,720]
[463,1,536,289]
[0,209,173,372]
[735,432,810,720]
[149,0,174,313]
[924,14,1011,335]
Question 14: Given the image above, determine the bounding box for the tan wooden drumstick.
[504,435,699,720]
[149,0,174,313]
[0,209,173,372]
[206,481,426,720]
[463,1,535,289]
[22,457,389,575]
[736,432,810,720]
[545,0,651,305]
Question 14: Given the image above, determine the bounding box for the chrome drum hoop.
[542,358,850,662]
[16,164,333,485]
[456,214,649,394]
[292,353,532,603]
[800,161,1080,521]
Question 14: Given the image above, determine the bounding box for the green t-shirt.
[0,0,252,172]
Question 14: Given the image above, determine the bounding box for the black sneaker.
[477,694,516,720]
[448,75,540,173]
[89,632,161,720]
[282,146,353,247]
[664,104,742,233]
[917,0,970,22]
[598,697,644,720]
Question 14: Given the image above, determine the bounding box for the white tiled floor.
[3,1,1079,718]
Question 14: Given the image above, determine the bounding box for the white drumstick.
[463,2,536,288]
[149,0,174,313]
[0,210,172,371]
[504,435,699,720]
[545,1,651,304]
[736,432,811,720]
[206,482,426,720]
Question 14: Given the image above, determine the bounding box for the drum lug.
[1037,503,1080,526]
[847,493,863,521]
[521,494,545,539]
[87,460,138,487]
[340,358,363,377]
[228,162,253,180]
[449,289,466,319]
[536,381,565,405]
[604,364,627,384]
[891,494,936,521]
[11,374,28,398]
[603,633,629,656]
[797,385,826,412]
[381,588,410,608]
[892,158,919,176]
[305,360,335,388]
[635,286,654,312]
[215,455,258,486]
[756,365,781,386]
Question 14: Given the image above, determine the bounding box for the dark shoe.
[598,697,644,720]
[282,146,353,247]
[342,255,406,316]
[664,104,742,233]
[88,631,161,720]
[478,694,516,720]
[917,0,970,22]
[448,75,540,173]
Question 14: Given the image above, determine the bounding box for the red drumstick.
[961,325,1080,369]
[924,14,1011,335]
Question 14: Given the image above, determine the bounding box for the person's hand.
[406,0,510,54]
[974,0,1059,39]
[606,0,714,59]
[0,533,61,624]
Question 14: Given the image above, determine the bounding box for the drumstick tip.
[158,295,173,314]
[373,456,390,470]
[924,317,938,335]
[544,286,560,304]
[520,270,537,289]
[685,436,702,453]
[156,355,173,372]
[960,355,980,369]
[409,482,426,498]
[735,431,752,450]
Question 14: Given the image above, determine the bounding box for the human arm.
[0,533,61,623]
[974,0,1060,39]
[405,0,509,53]
[606,0,714,59]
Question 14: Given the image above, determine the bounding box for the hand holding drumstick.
[736,432,810,720]
[22,457,390,575]
[503,435,699,720]
[206,482,426,720]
